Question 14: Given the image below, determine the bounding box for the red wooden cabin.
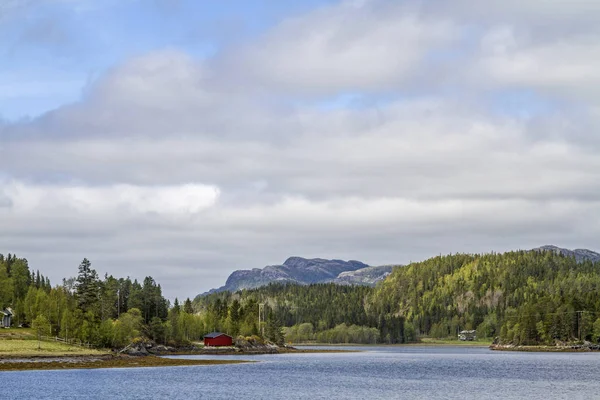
[203,332,233,347]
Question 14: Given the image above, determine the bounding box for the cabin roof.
[203,332,232,339]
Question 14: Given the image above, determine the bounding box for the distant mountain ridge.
[201,245,598,296]
[532,245,600,263]
[204,257,392,294]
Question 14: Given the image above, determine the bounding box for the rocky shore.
[490,341,600,352]
[120,336,299,357]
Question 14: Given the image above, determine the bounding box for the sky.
[1,0,600,300]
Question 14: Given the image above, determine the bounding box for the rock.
[332,265,394,286]
[532,246,600,263]
[201,257,372,294]
[123,344,149,356]
[153,345,168,353]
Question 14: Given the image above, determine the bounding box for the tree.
[265,311,284,345]
[227,299,241,337]
[183,298,194,314]
[75,258,101,314]
[149,317,166,343]
[113,308,143,348]
[593,318,600,343]
[32,314,51,350]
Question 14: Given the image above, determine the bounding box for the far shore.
[291,339,493,347]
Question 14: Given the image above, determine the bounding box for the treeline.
[0,254,208,348]
[371,250,600,345]
[7,249,600,348]
[284,323,380,344]
[194,283,409,344]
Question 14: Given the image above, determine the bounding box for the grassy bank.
[0,328,107,357]
[0,355,249,371]
[0,339,108,357]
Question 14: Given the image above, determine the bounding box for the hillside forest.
[2,250,600,347]
[196,250,600,345]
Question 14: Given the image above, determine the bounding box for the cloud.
[1,182,219,215]
[223,1,458,94]
[2,0,600,299]
[470,27,600,102]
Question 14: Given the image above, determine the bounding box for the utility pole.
[258,303,265,337]
[577,311,580,342]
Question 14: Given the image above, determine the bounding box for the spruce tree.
[75,258,100,314]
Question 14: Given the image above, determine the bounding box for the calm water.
[3,346,600,399]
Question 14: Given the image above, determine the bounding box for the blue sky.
[1,0,600,299]
[1,0,337,120]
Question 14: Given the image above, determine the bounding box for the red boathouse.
[203,332,233,347]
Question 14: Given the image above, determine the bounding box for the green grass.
[0,328,107,357]
[0,327,35,340]
[0,339,108,356]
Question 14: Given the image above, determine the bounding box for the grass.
[0,327,35,339]
[0,339,108,357]
[0,327,107,357]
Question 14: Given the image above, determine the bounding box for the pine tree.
[75,258,101,314]
[265,311,284,345]
[183,298,194,314]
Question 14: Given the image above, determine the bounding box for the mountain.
[203,245,599,296]
[205,257,374,294]
[532,245,600,263]
[332,265,394,286]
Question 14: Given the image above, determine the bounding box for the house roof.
[203,332,232,339]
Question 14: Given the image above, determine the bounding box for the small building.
[1,308,13,328]
[458,330,476,341]
[203,332,233,347]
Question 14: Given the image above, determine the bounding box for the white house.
[1,308,13,328]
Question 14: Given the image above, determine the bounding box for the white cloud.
[2,0,600,299]
[226,1,458,93]
[1,182,220,215]
[473,27,600,100]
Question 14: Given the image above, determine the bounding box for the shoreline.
[489,344,600,353]
[0,354,249,371]
[0,346,354,371]
[160,346,358,356]
[290,341,491,348]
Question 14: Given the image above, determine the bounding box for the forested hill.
[195,248,600,345]
[371,249,600,344]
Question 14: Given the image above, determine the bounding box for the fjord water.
[4,346,600,399]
